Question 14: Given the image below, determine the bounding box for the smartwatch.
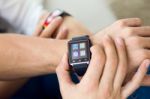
[43,9,71,29]
[68,35,92,76]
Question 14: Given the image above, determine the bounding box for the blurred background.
[1,0,149,33]
[43,0,150,33]
[44,0,116,33]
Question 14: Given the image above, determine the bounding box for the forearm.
[0,34,68,80]
[0,79,27,99]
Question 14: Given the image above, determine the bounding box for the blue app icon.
[72,44,78,50]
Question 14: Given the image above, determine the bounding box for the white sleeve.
[0,0,44,35]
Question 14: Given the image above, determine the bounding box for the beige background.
[44,0,116,33]
[44,0,150,32]
[106,0,150,25]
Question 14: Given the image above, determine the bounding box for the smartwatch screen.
[71,42,87,59]
[69,40,91,64]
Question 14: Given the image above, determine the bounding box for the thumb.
[56,53,74,90]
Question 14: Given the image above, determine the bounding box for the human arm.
[56,36,150,99]
[0,16,69,98]
[91,18,150,85]
[33,10,92,38]
[0,33,68,80]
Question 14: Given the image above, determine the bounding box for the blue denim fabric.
[11,73,78,99]
[128,86,150,99]
[12,67,150,99]
[128,65,150,99]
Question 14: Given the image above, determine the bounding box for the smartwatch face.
[69,40,90,64]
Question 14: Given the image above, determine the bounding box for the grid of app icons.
[71,42,87,59]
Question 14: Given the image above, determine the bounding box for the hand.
[56,36,150,99]
[33,11,68,39]
[34,10,92,39]
[56,16,92,38]
[91,18,150,85]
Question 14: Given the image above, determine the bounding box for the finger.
[113,38,128,90]
[117,18,142,27]
[56,53,74,89]
[100,35,118,88]
[134,37,150,49]
[33,12,49,36]
[41,17,63,38]
[131,26,150,37]
[141,75,150,86]
[81,45,105,85]
[122,59,150,98]
[56,27,68,39]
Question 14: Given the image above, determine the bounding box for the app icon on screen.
[72,44,78,50]
[80,50,86,57]
[80,43,86,49]
[72,51,79,58]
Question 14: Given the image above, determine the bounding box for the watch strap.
[73,63,88,76]
[43,9,71,29]
[72,35,89,41]
[71,35,91,76]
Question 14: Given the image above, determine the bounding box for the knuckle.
[91,45,101,55]
[115,19,126,27]
[102,35,112,45]
[101,86,112,98]
[123,27,135,36]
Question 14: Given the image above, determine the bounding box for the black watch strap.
[43,9,71,29]
[73,63,88,76]
[72,35,89,41]
[60,11,71,17]
[71,35,91,76]
[53,9,71,17]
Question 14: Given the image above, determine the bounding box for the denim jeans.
[12,68,150,99]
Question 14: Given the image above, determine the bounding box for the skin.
[0,15,149,81]
[0,16,69,98]
[93,18,150,85]
[0,12,149,98]
[56,36,150,99]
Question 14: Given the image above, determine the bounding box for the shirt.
[0,0,44,35]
